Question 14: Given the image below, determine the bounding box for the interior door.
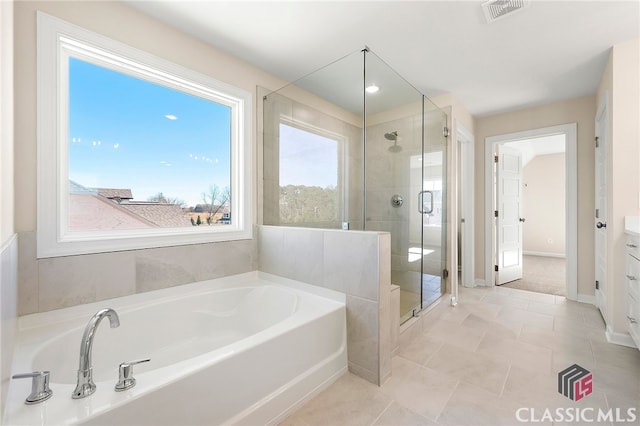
[496,145,524,285]
[595,102,608,321]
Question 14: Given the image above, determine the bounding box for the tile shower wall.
[0,234,18,418]
[17,231,257,315]
[365,116,421,282]
[258,225,391,385]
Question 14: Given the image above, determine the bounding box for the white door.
[595,101,608,322]
[496,145,524,285]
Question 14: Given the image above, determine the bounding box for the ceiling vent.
[482,0,530,24]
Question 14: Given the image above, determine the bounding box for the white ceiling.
[127,1,639,117]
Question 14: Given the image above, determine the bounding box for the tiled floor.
[399,276,443,320]
[281,285,640,426]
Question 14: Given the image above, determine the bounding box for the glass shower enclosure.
[263,48,448,323]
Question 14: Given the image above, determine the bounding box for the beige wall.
[475,96,596,296]
[523,153,566,256]
[14,1,293,314]
[431,93,475,293]
[431,93,475,136]
[1,0,13,243]
[597,39,640,337]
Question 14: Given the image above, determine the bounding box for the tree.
[279,184,337,224]
[147,192,185,207]
[201,184,230,224]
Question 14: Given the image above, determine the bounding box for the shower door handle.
[419,191,433,214]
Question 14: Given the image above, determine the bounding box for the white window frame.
[37,12,252,258]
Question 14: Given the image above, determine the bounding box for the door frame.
[484,123,578,300]
[594,93,609,323]
[456,121,475,287]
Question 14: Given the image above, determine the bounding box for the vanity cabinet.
[625,217,640,350]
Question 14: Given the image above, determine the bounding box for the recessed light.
[366,85,379,94]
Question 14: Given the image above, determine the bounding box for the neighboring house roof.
[192,203,229,214]
[69,194,155,231]
[69,181,191,230]
[119,203,191,228]
[95,188,133,200]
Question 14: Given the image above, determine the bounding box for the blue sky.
[279,123,338,188]
[68,58,231,207]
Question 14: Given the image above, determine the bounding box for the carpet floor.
[500,255,566,296]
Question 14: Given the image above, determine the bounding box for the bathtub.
[3,272,347,425]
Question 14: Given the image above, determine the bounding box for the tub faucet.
[72,308,120,399]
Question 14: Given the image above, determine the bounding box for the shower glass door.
[420,100,447,310]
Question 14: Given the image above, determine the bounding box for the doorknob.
[596,221,607,229]
[519,218,526,223]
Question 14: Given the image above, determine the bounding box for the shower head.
[385,131,401,152]
[384,131,398,141]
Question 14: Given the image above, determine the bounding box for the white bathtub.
[3,272,347,425]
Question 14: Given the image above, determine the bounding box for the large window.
[278,122,342,226]
[37,13,252,257]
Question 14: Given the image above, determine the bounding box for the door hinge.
[494,210,499,218]
[442,268,449,279]
[595,136,599,148]
[495,265,499,272]
[595,280,600,290]
[494,155,499,163]
[443,126,449,138]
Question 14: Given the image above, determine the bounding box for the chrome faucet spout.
[72,308,120,399]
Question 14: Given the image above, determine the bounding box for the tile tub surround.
[258,225,392,385]
[17,231,257,315]
[282,284,640,426]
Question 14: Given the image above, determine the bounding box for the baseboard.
[605,327,637,349]
[523,251,566,258]
[474,279,488,287]
[577,294,595,305]
[460,279,480,288]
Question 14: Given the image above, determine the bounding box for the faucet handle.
[12,371,53,404]
[115,358,150,392]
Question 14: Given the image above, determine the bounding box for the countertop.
[625,216,639,237]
